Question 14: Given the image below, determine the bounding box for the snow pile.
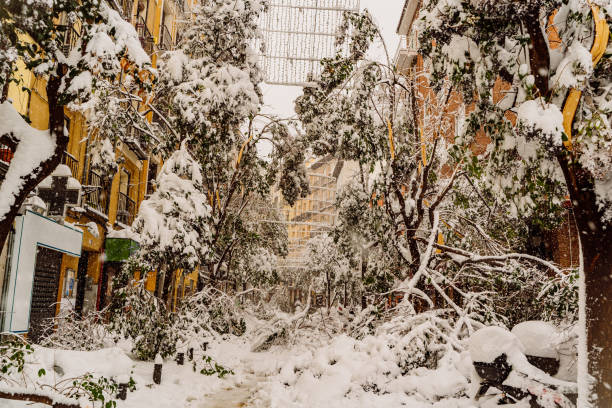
[254,333,473,407]
[107,226,141,241]
[517,99,565,148]
[0,101,56,220]
[33,347,133,380]
[469,326,577,398]
[551,42,594,89]
[442,35,481,68]
[24,194,47,211]
[469,326,524,364]
[511,321,559,359]
[52,164,72,177]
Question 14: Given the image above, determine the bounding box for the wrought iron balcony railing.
[83,170,109,216]
[120,0,134,20]
[158,24,173,51]
[117,191,136,226]
[62,151,79,180]
[136,16,154,55]
[57,24,81,56]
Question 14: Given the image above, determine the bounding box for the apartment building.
[394,0,580,269]
[273,156,358,306]
[0,0,196,341]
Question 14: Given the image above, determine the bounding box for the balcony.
[62,151,79,179]
[116,192,136,226]
[57,24,80,56]
[394,34,419,72]
[158,24,173,51]
[122,127,148,160]
[120,0,134,20]
[136,16,154,55]
[83,170,109,217]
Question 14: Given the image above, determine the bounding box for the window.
[119,168,130,197]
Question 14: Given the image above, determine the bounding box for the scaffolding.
[258,0,361,85]
[275,157,340,271]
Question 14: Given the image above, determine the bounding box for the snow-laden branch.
[397,211,440,294]
[0,102,55,221]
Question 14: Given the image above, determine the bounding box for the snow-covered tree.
[305,233,357,308]
[224,198,288,290]
[0,0,151,247]
[70,70,162,181]
[153,0,309,288]
[131,145,211,301]
[296,10,571,342]
[415,1,611,402]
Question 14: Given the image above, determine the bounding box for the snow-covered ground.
[2,312,577,408]
[2,327,477,408]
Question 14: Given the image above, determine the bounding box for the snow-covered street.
[1,0,610,406]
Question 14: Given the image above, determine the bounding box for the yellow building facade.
[0,0,197,337]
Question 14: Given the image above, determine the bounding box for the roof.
[396,0,420,36]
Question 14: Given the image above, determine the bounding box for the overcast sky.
[260,0,405,117]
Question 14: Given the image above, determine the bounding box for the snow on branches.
[0,0,152,247]
[132,144,211,276]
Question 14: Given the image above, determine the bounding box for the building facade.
[394,0,580,269]
[0,0,197,339]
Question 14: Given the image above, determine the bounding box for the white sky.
[260,0,405,118]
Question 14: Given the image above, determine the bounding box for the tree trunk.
[75,252,89,318]
[155,266,166,299]
[559,155,612,405]
[0,70,69,250]
[523,6,550,97]
[581,233,612,405]
[163,269,174,308]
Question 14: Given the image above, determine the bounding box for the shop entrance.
[29,246,62,343]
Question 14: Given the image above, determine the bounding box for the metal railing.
[120,0,134,20]
[83,170,109,215]
[117,192,136,225]
[62,151,79,180]
[158,24,173,51]
[394,33,420,70]
[136,16,154,55]
[57,24,80,56]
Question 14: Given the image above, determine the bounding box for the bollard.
[153,354,163,384]
[117,382,128,400]
[176,352,184,366]
[188,347,194,361]
[202,341,208,352]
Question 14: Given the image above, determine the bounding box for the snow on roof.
[52,164,73,177]
[0,101,55,220]
[39,176,52,189]
[25,194,47,210]
[67,176,81,189]
[511,321,559,359]
[468,326,524,364]
[107,226,140,242]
